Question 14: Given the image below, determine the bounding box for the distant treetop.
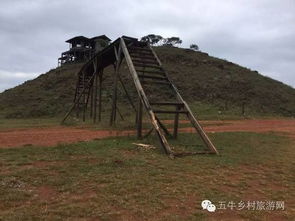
[140,34,182,47]
[190,44,199,51]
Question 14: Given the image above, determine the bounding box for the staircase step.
[129,46,151,52]
[131,54,156,60]
[133,63,162,69]
[141,81,171,85]
[153,110,188,114]
[129,50,154,56]
[150,102,184,107]
[135,69,166,75]
[138,74,168,81]
[132,59,158,66]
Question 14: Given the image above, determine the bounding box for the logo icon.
[201,200,216,212]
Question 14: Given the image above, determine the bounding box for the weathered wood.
[130,54,156,60]
[135,69,165,75]
[120,38,174,157]
[110,46,122,126]
[150,102,184,107]
[153,110,188,114]
[82,73,86,122]
[129,50,154,55]
[98,73,102,122]
[133,63,162,69]
[137,100,143,139]
[93,73,98,123]
[173,105,180,139]
[141,81,171,86]
[130,55,157,61]
[63,36,218,157]
[130,46,152,52]
[149,45,219,154]
[90,85,93,118]
[138,75,168,81]
[132,59,158,66]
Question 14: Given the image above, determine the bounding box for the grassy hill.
[0,46,294,119]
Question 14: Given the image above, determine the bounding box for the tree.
[163,37,182,47]
[140,34,163,46]
[190,44,199,51]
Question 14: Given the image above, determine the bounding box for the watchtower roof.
[91,35,111,41]
[65,36,90,43]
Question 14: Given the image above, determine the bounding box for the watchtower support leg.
[137,100,143,139]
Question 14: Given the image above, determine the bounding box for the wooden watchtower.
[58,35,111,66]
[62,36,218,158]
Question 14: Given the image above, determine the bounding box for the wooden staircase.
[62,36,218,157]
[73,71,95,120]
[120,38,218,157]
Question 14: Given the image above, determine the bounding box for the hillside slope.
[0,46,294,118]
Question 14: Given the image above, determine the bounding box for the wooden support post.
[110,46,122,126]
[90,86,93,118]
[173,105,180,138]
[137,100,143,139]
[93,73,98,123]
[76,103,80,118]
[82,74,86,122]
[117,106,124,121]
[98,72,103,122]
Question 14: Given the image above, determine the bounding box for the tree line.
[140,34,199,50]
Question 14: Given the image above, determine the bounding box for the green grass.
[0,132,294,220]
[0,102,285,131]
[0,117,61,130]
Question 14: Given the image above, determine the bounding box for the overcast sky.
[0,0,294,92]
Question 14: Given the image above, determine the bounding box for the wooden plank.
[90,85,93,118]
[82,73,86,122]
[129,46,151,52]
[135,69,165,75]
[110,46,122,126]
[98,73,102,122]
[137,100,143,139]
[133,63,162,69]
[93,73,98,123]
[150,102,184,106]
[130,54,156,60]
[138,74,168,81]
[129,51,154,57]
[132,59,158,66]
[173,105,180,139]
[141,81,171,85]
[153,110,188,114]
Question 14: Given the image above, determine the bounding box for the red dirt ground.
[0,119,294,148]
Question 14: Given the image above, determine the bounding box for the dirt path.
[0,119,294,148]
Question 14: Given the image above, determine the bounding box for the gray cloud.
[0,0,294,92]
